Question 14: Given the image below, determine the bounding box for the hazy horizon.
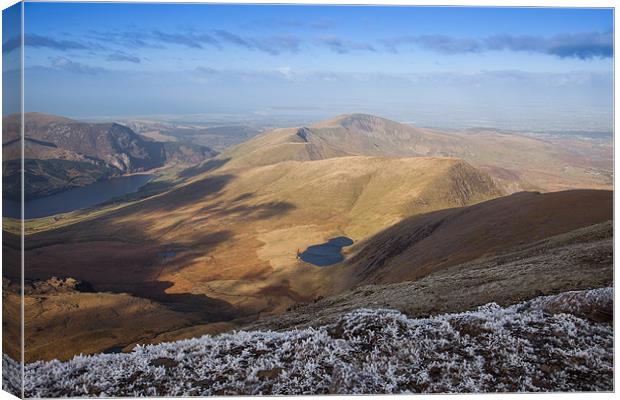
[2,3,614,132]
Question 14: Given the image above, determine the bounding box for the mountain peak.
[311,113,392,129]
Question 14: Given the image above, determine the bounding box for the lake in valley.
[3,174,154,219]
[299,236,354,267]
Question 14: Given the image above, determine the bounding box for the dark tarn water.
[299,236,354,267]
[3,174,154,219]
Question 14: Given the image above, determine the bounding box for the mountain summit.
[221,113,611,192]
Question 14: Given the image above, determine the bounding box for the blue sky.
[2,2,21,116]
[2,3,614,131]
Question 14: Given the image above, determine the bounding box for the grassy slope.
[219,114,612,192]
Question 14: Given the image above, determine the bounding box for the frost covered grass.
[7,287,614,397]
[2,355,21,397]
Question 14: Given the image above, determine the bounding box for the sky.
[2,2,614,131]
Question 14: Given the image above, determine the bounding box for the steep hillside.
[22,156,502,249]
[2,113,217,199]
[215,156,501,239]
[220,113,612,192]
[337,190,612,287]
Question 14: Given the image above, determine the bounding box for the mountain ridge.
[219,113,611,193]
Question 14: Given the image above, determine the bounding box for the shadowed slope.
[338,189,612,287]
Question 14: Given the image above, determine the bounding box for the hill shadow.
[22,168,297,337]
[197,199,296,221]
[106,280,238,322]
[103,229,239,321]
[177,158,231,178]
[24,173,237,250]
[28,229,239,323]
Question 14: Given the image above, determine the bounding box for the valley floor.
[5,287,613,397]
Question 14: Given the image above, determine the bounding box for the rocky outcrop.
[2,113,218,199]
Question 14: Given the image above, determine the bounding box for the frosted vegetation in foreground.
[5,287,613,397]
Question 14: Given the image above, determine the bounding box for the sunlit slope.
[221,127,350,169]
[220,113,612,192]
[216,156,501,238]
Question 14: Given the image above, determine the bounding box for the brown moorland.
[17,187,612,361]
[8,114,613,362]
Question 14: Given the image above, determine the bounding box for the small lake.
[3,174,154,219]
[299,236,354,267]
